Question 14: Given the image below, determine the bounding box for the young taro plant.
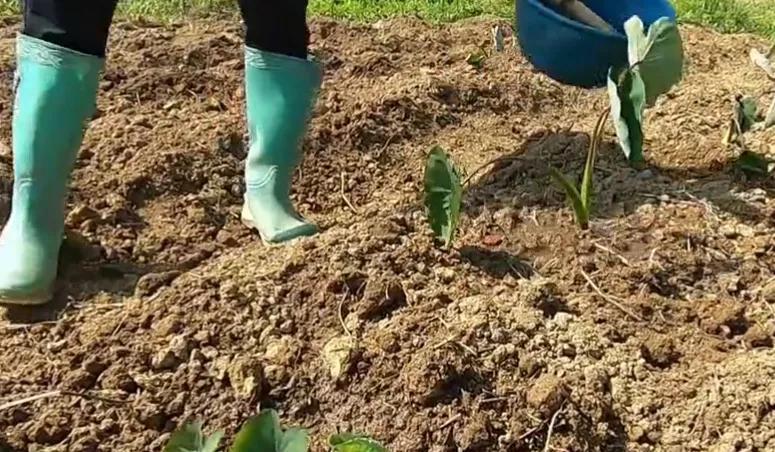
[723,45,775,177]
[165,409,387,452]
[424,146,463,248]
[549,108,608,230]
[608,16,684,168]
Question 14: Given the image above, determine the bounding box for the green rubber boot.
[0,36,103,305]
[241,47,322,245]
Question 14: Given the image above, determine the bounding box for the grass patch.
[0,0,772,39]
[674,0,775,38]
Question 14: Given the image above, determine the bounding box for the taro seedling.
[608,16,684,168]
[165,409,388,452]
[424,146,463,248]
[550,108,608,230]
[164,421,223,452]
[165,409,308,452]
[724,47,775,176]
[329,433,389,452]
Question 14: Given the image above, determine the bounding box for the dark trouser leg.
[237,0,310,59]
[22,0,118,57]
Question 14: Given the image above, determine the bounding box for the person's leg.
[237,0,321,244]
[238,0,309,59]
[23,0,117,58]
[0,0,117,305]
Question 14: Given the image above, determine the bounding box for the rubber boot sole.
[0,287,53,306]
[240,202,317,247]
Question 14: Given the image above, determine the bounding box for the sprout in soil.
[165,410,388,452]
[724,48,775,176]
[550,108,609,230]
[165,409,308,452]
[608,16,684,168]
[424,146,463,248]
[329,433,389,452]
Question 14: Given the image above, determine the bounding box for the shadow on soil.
[0,230,180,325]
[465,130,775,226]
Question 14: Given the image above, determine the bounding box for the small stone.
[527,374,568,415]
[154,316,183,337]
[67,205,100,227]
[640,334,681,368]
[742,325,773,348]
[136,404,166,431]
[63,369,97,390]
[227,355,265,399]
[210,355,231,380]
[491,344,517,364]
[434,267,456,283]
[100,367,138,393]
[737,224,755,238]
[169,335,191,360]
[559,344,577,358]
[322,335,356,379]
[47,339,67,353]
[493,206,519,230]
[278,320,295,334]
[360,276,407,320]
[519,355,542,377]
[135,271,181,298]
[82,357,108,376]
[718,273,742,293]
[166,393,186,416]
[552,312,574,330]
[762,280,775,303]
[151,348,178,371]
[482,234,504,247]
[264,336,298,366]
[719,224,738,238]
[216,229,239,247]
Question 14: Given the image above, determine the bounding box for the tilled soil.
[1,16,774,452]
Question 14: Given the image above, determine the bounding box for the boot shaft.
[8,35,103,233]
[243,47,322,191]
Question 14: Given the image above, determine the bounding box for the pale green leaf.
[230,410,309,452]
[280,428,310,452]
[625,16,647,68]
[202,433,224,452]
[737,96,759,132]
[549,167,589,229]
[624,16,684,106]
[750,47,775,79]
[765,96,775,129]
[424,146,463,248]
[329,433,389,452]
[164,422,223,452]
[230,410,281,452]
[608,68,646,168]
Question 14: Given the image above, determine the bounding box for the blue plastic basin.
[515,0,676,88]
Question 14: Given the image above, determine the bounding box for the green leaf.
[737,96,759,133]
[608,67,647,168]
[549,167,589,229]
[580,110,607,214]
[230,410,309,452]
[164,422,223,452]
[279,428,310,452]
[424,146,463,248]
[736,150,772,177]
[624,16,684,106]
[329,433,389,452]
[750,47,775,79]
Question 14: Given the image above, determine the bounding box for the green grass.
[0,0,772,39]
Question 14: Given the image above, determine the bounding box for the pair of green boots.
[0,35,321,305]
